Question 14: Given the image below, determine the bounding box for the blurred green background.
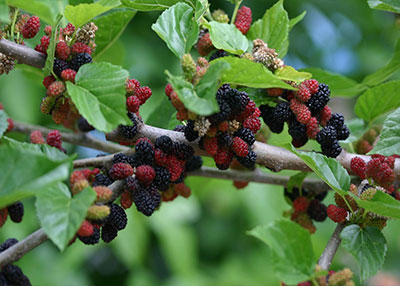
[1,0,400,285]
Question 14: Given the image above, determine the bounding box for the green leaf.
[286,172,308,193]
[247,220,314,284]
[300,68,366,97]
[275,66,311,83]
[247,0,289,57]
[363,39,400,86]
[354,80,400,123]
[285,144,350,196]
[341,225,387,281]
[66,62,131,133]
[93,9,136,58]
[151,2,198,58]
[196,60,231,101]
[371,107,400,155]
[7,0,57,25]
[0,142,72,208]
[121,0,180,11]
[352,191,400,219]
[36,183,96,251]
[213,57,295,89]
[0,110,9,139]
[368,0,400,13]
[43,14,63,76]
[342,118,367,144]
[289,11,306,30]
[166,62,231,116]
[64,0,121,28]
[207,21,249,55]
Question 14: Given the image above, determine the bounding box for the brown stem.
[318,223,346,270]
[12,121,129,154]
[0,38,46,69]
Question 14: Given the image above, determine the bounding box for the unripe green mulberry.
[212,9,229,23]
[87,205,110,220]
[181,54,197,82]
[40,96,56,114]
[360,187,377,200]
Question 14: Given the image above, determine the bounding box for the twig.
[0,38,46,69]
[0,180,125,267]
[318,223,346,270]
[12,121,129,154]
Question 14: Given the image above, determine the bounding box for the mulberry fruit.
[109,163,134,180]
[197,33,214,56]
[307,199,327,222]
[153,166,171,191]
[78,227,100,245]
[22,16,40,39]
[7,202,24,223]
[236,150,257,169]
[232,137,249,157]
[136,165,156,185]
[70,53,92,71]
[92,173,113,187]
[53,59,69,77]
[106,204,127,230]
[327,205,347,223]
[350,157,366,179]
[234,6,252,34]
[132,186,161,216]
[101,223,118,243]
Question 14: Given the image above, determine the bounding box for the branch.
[318,223,346,270]
[0,38,46,69]
[106,121,393,175]
[12,121,129,154]
[0,180,125,267]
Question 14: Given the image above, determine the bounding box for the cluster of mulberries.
[0,202,24,228]
[169,84,260,170]
[284,187,328,234]
[260,79,349,158]
[67,168,129,244]
[36,22,97,129]
[0,13,41,75]
[0,238,31,285]
[351,155,397,191]
[29,129,66,153]
[118,136,202,216]
[355,126,381,154]
[116,78,153,140]
[0,103,14,133]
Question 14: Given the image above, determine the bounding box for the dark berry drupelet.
[132,186,161,216]
[155,135,173,154]
[234,128,255,146]
[92,173,113,187]
[101,223,118,243]
[183,120,199,142]
[113,153,131,165]
[307,83,330,115]
[316,126,337,146]
[173,125,186,132]
[185,156,203,172]
[0,238,18,252]
[327,113,344,130]
[125,176,140,192]
[53,59,69,77]
[274,102,291,123]
[307,199,327,222]
[209,50,228,61]
[118,112,138,139]
[321,140,342,158]
[2,264,31,286]
[78,227,100,245]
[260,104,284,133]
[337,125,350,141]
[236,150,257,169]
[217,132,233,148]
[77,117,94,132]
[173,142,194,160]
[69,53,92,71]
[135,140,155,164]
[288,120,307,141]
[106,204,127,231]
[153,167,171,191]
[7,202,24,223]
